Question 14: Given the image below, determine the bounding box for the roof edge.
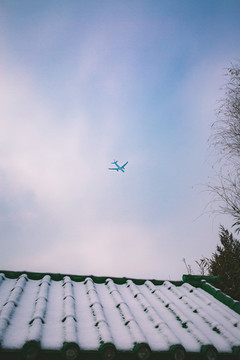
[182,274,220,285]
[183,274,240,315]
[0,270,184,286]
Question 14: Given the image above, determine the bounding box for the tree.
[208,62,240,232]
[199,226,240,301]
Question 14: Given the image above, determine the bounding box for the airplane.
[109,160,128,173]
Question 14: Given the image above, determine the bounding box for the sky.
[1,0,240,280]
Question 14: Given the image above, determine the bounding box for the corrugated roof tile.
[1,271,240,360]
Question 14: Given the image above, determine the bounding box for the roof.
[0,271,240,360]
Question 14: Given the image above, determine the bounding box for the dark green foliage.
[208,226,240,301]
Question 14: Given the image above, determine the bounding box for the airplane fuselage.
[115,164,125,172]
[108,160,128,173]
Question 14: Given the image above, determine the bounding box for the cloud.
[0,62,111,204]
[7,218,186,279]
[0,60,228,280]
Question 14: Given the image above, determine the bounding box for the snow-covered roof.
[0,271,240,360]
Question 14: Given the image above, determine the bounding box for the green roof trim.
[98,343,117,360]
[182,274,240,315]
[1,349,235,360]
[0,270,184,287]
[169,345,186,360]
[182,274,220,286]
[200,280,240,315]
[22,340,40,360]
[232,346,240,359]
[133,343,151,360]
[61,342,81,360]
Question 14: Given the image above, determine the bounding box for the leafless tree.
[208,62,240,232]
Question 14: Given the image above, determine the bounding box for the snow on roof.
[0,271,240,360]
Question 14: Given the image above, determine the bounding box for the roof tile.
[1,271,240,359]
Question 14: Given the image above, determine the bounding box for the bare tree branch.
[208,62,240,232]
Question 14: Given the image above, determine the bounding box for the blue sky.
[1,0,240,279]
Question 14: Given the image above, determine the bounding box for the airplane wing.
[121,161,128,168]
[108,168,118,171]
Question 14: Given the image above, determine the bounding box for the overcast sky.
[1,0,240,280]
